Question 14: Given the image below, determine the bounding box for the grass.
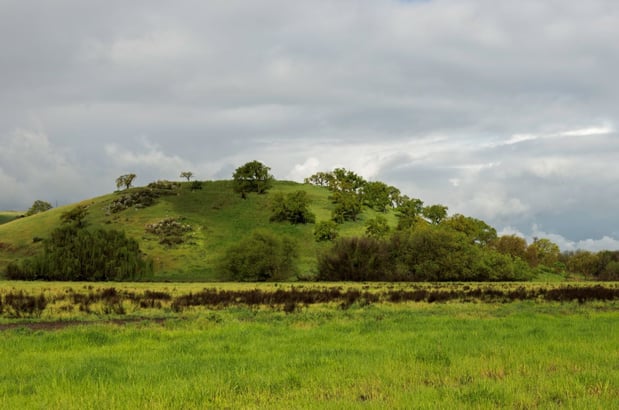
[0,291,617,409]
[0,211,22,225]
[0,181,397,281]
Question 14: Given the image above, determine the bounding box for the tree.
[25,200,52,216]
[365,215,390,239]
[527,238,560,267]
[444,214,497,246]
[331,190,363,223]
[5,225,153,281]
[219,229,298,281]
[116,174,136,190]
[270,191,315,224]
[317,236,390,281]
[492,234,528,261]
[232,160,274,198]
[565,250,599,278]
[396,197,424,230]
[180,171,194,181]
[422,204,448,225]
[362,181,393,212]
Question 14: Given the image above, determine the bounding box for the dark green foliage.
[331,191,363,223]
[317,225,534,282]
[145,218,192,246]
[25,200,52,216]
[314,220,339,242]
[219,229,298,281]
[180,171,193,181]
[390,226,476,281]
[190,180,203,190]
[422,204,448,225]
[5,226,153,281]
[270,191,315,224]
[115,173,136,190]
[595,251,619,280]
[444,214,497,246]
[362,182,399,212]
[147,180,181,190]
[317,237,391,281]
[60,205,89,228]
[396,197,424,230]
[365,215,390,239]
[232,160,274,197]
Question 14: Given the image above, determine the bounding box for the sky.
[1,0,619,251]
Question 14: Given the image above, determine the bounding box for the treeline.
[228,163,617,282]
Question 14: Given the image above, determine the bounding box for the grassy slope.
[0,180,396,281]
[0,211,22,225]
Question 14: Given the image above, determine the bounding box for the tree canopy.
[116,174,136,190]
[232,160,274,197]
[25,200,52,216]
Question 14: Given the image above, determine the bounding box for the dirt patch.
[0,317,169,332]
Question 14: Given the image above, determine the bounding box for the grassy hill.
[0,180,396,281]
[0,211,22,225]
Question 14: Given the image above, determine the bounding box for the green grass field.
[1,282,618,409]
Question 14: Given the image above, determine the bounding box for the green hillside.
[0,211,21,225]
[0,180,395,281]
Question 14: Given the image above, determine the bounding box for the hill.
[0,180,395,281]
[0,211,22,225]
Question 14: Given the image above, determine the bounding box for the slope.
[0,180,396,281]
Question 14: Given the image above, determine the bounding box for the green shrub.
[145,218,192,246]
[219,229,298,281]
[5,226,153,281]
[317,237,391,281]
[270,191,315,224]
[314,221,339,242]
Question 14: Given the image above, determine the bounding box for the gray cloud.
[1,0,619,249]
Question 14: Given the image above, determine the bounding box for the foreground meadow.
[1,282,618,409]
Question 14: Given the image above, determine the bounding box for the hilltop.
[0,180,395,281]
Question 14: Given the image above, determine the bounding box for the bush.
[219,230,298,281]
[270,191,315,224]
[145,217,192,246]
[5,226,153,281]
[317,237,391,281]
[314,221,339,242]
[364,216,390,239]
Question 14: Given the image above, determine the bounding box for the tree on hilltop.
[25,200,52,216]
[116,174,136,190]
[232,160,274,198]
[180,171,194,181]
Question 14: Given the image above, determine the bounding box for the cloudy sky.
[2,0,618,251]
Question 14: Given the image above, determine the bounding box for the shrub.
[364,215,390,239]
[145,217,192,246]
[317,237,391,281]
[147,180,181,190]
[5,226,153,281]
[219,229,298,281]
[314,220,339,242]
[270,191,315,224]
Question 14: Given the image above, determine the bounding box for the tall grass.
[1,302,617,409]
